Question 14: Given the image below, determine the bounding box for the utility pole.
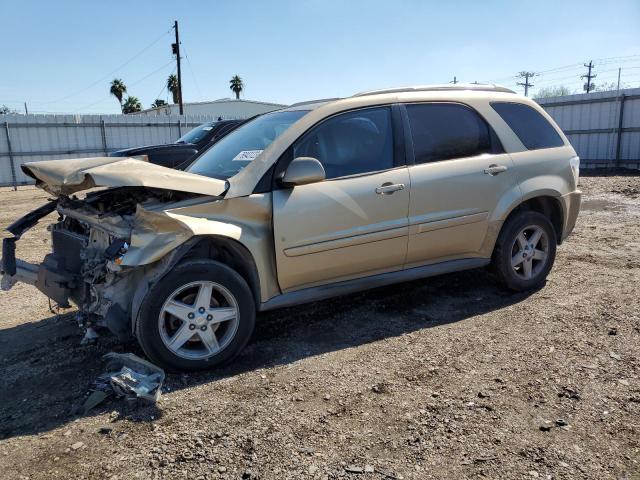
[617,67,621,92]
[582,60,596,93]
[450,76,458,84]
[516,71,536,97]
[24,102,28,115]
[172,20,184,115]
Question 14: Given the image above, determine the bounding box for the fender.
[129,234,264,335]
[125,194,279,333]
[494,169,570,225]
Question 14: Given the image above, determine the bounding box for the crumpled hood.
[21,156,228,197]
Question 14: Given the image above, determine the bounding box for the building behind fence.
[1,88,639,187]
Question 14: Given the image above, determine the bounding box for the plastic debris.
[82,353,165,413]
[80,327,100,345]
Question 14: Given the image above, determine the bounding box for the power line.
[38,28,173,106]
[151,65,176,107]
[182,45,203,101]
[73,59,175,112]
[487,53,639,85]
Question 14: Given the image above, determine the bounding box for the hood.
[21,156,228,197]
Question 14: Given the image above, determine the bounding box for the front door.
[273,106,410,291]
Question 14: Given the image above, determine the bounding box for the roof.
[353,83,515,97]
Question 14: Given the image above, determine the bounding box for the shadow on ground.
[0,267,535,440]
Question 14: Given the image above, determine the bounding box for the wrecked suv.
[1,85,581,371]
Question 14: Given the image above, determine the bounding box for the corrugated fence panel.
[0,113,221,186]
[538,87,640,168]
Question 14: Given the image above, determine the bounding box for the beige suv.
[2,84,581,371]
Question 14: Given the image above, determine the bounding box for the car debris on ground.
[82,353,165,413]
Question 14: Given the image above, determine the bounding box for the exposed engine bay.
[2,187,201,340]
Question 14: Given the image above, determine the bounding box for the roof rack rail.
[288,98,342,108]
[352,84,516,97]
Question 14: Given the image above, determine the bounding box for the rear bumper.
[560,190,581,241]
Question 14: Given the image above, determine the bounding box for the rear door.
[402,102,519,266]
[272,106,410,291]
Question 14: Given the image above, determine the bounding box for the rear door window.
[405,103,499,164]
[491,102,564,150]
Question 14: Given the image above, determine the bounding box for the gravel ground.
[0,174,638,480]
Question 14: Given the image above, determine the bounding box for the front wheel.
[136,259,256,371]
[492,211,557,291]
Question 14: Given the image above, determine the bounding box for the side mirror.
[281,157,325,187]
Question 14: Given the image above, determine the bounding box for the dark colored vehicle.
[109,120,244,169]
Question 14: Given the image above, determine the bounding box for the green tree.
[533,85,572,99]
[122,96,142,114]
[109,79,127,112]
[229,75,244,99]
[151,99,167,108]
[167,74,179,104]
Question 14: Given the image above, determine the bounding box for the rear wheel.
[136,259,255,371]
[492,211,557,291]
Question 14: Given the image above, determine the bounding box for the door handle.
[376,183,405,195]
[484,164,508,176]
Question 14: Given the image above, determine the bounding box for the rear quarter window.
[491,102,564,150]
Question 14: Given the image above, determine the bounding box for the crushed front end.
[1,187,195,340]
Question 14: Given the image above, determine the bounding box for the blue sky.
[1,0,639,114]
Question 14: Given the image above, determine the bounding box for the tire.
[136,259,256,372]
[492,210,557,291]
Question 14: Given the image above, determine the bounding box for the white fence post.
[3,122,17,191]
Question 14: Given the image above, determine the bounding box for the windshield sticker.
[233,150,263,161]
[202,126,213,131]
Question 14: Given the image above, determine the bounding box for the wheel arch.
[130,235,262,334]
[179,235,262,308]
[499,192,565,245]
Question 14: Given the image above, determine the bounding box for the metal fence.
[538,87,640,169]
[0,113,237,187]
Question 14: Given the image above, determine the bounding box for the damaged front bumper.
[2,200,58,291]
[1,196,136,338]
[1,188,206,341]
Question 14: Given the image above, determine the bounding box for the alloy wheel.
[510,225,549,280]
[158,281,239,360]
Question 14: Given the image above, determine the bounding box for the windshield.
[187,110,308,180]
[176,122,216,144]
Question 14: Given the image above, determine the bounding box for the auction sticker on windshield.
[233,150,263,161]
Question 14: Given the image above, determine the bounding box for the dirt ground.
[0,174,638,480]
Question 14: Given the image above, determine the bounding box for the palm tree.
[167,74,179,104]
[109,79,127,112]
[229,75,244,99]
[122,96,142,114]
[151,99,167,108]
